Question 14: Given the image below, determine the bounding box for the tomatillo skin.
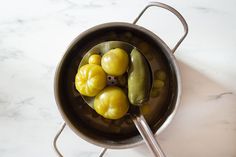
[75,64,106,97]
[88,54,101,65]
[128,49,151,105]
[101,48,129,76]
[94,86,129,119]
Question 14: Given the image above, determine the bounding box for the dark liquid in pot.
[56,25,178,143]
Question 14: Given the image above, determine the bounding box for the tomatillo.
[94,86,129,119]
[75,64,106,97]
[101,48,129,76]
[88,54,101,65]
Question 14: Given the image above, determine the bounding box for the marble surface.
[0,0,236,156]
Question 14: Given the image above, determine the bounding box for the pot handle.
[53,122,66,157]
[133,2,188,53]
[53,122,108,157]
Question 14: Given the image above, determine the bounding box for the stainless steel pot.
[53,2,188,157]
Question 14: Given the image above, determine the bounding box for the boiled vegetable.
[88,54,101,65]
[101,48,129,76]
[75,64,106,97]
[94,86,129,119]
[128,49,151,105]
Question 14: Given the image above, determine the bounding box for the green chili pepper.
[128,49,151,106]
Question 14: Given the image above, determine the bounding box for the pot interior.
[55,23,178,147]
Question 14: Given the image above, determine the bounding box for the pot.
[54,2,188,156]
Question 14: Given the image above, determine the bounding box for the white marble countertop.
[0,0,236,156]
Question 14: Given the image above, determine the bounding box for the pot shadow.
[128,60,235,157]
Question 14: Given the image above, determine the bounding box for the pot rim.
[54,22,182,149]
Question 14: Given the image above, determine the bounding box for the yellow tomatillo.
[101,48,129,76]
[88,54,101,65]
[75,64,106,97]
[94,86,129,119]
